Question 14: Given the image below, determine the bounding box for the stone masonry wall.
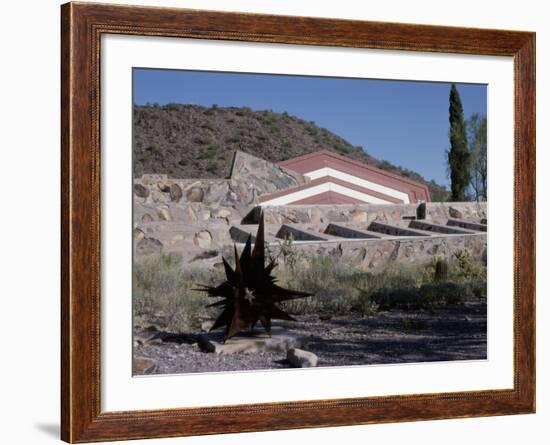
[133,151,306,224]
[246,202,487,227]
[271,233,487,273]
[133,149,487,275]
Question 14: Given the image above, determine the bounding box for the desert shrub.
[368,280,482,311]
[333,142,350,154]
[272,240,486,317]
[276,249,425,316]
[306,126,318,137]
[206,162,218,173]
[452,249,486,281]
[270,237,297,269]
[205,144,219,156]
[469,279,487,299]
[369,287,423,310]
[192,136,209,145]
[350,292,379,316]
[133,253,223,331]
[197,148,218,160]
[278,256,363,314]
[424,250,486,284]
[418,281,466,306]
[134,245,487,332]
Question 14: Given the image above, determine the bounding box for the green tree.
[447,84,470,201]
[466,113,487,201]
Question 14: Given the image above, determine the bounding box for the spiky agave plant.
[196,213,312,341]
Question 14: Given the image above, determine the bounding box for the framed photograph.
[61,2,535,442]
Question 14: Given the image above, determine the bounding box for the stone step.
[242,203,421,226]
[323,223,384,239]
[138,222,227,234]
[276,224,340,241]
[447,218,487,232]
[229,225,278,244]
[409,220,476,235]
[367,221,432,237]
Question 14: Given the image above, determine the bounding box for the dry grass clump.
[133,253,223,331]
[277,248,486,317]
[133,247,487,331]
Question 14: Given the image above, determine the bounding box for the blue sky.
[133,68,487,187]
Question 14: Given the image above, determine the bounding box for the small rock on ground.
[287,348,318,368]
[133,357,157,374]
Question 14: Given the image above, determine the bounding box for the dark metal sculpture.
[197,213,312,341]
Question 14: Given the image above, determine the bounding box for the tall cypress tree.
[447,84,470,201]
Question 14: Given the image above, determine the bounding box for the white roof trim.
[260,181,397,206]
[304,167,410,203]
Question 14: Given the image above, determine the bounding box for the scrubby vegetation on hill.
[134,104,449,201]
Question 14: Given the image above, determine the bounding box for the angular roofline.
[279,149,431,199]
[259,175,403,204]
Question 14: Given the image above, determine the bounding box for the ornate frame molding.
[61,2,535,442]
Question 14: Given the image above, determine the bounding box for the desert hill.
[133,104,449,201]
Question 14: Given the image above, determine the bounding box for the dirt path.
[133,300,486,375]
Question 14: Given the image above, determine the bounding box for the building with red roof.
[259,150,431,206]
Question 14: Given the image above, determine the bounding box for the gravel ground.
[133,300,486,375]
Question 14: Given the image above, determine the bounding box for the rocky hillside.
[133,104,449,201]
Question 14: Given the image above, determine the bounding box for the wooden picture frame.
[61,2,535,442]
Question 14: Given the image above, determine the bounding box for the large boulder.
[230,151,306,194]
